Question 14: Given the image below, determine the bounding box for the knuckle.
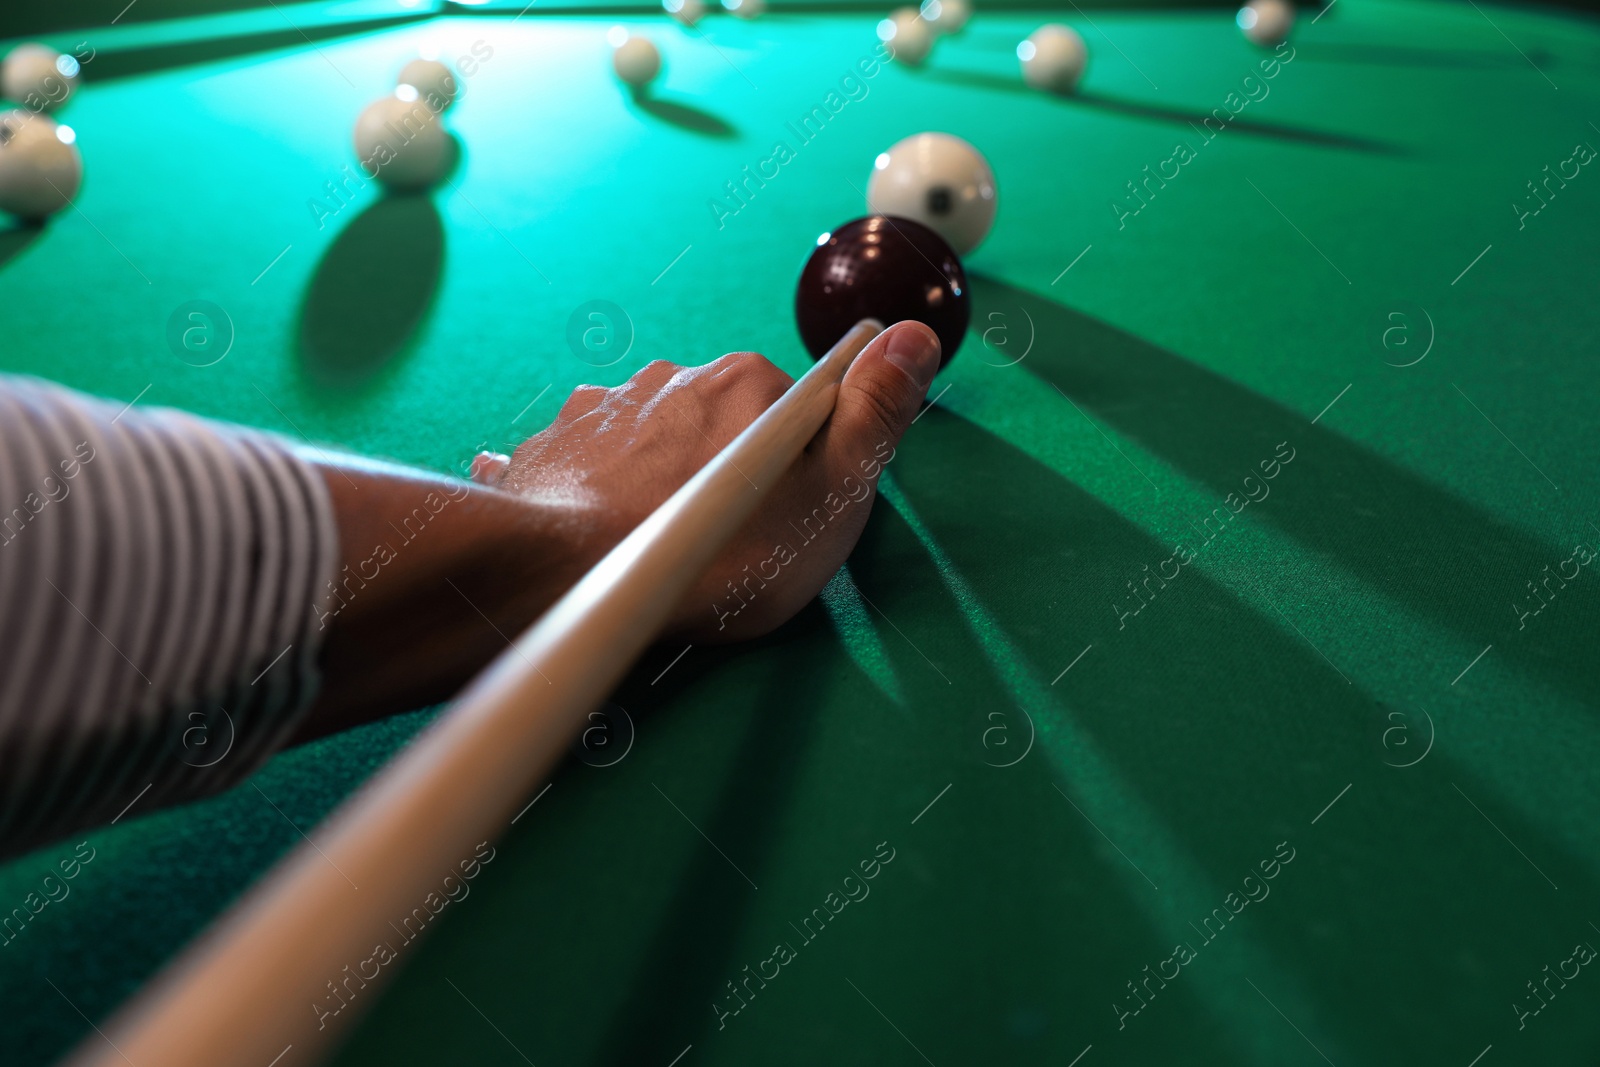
[559,384,606,415]
[715,351,792,398]
[712,350,766,379]
[621,360,685,395]
[722,350,779,375]
[749,353,791,386]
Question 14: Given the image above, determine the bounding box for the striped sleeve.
[0,377,339,860]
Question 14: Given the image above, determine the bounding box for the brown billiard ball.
[794,215,968,370]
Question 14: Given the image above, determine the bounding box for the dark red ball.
[794,215,968,369]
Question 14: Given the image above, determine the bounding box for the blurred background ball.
[1238,0,1293,46]
[0,110,83,219]
[353,86,452,190]
[921,0,970,35]
[878,8,935,66]
[397,55,459,112]
[1018,24,1087,94]
[2,44,79,114]
[663,0,705,28]
[610,31,661,88]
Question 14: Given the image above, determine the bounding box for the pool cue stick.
[67,319,886,1067]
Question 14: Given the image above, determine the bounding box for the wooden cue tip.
[821,318,885,375]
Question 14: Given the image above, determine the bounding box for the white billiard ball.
[867,132,996,255]
[353,86,452,190]
[398,55,459,112]
[663,0,705,27]
[2,44,79,114]
[723,0,765,19]
[1018,24,1086,94]
[0,110,83,219]
[878,8,935,66]
[921,0,969,35]
[1238,0,1293,46]
[609,30,661,89]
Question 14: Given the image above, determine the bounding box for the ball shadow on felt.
[0,223,43,272]
[297,190,445,390]
[629,86,737,139]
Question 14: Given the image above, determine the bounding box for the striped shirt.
[0,377,338,860]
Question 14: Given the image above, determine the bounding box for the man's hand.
[301,320,938,743]
[475,320,941,639]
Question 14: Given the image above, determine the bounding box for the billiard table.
[4,0,1600,1064]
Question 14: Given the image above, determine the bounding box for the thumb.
[821,319,941,463]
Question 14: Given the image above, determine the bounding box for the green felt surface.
[0,0,1257,42]
[4,1,1600,1064]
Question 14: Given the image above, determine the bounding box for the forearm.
[293,455,583,744]
[0,379,341,859]
[0,322,934,856]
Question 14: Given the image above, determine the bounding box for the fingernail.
[882,324,940,389]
